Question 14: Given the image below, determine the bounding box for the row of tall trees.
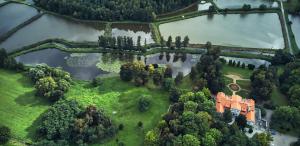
[34,0,198,21]
[98,36,147,52]
[162,36,190,49]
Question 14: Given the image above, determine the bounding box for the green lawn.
[236,80,251,90]
[178,75,193,90]
[0,69,49,144]
[271,86,288,106]
[66,77,170,146]
[222,65,253,79]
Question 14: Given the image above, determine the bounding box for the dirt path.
[225,74,250,95]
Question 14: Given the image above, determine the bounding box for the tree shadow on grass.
[17,74,34,88]
[25,110,47,141]
[15,91,49,107]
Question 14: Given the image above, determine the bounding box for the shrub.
[175,72,184,85]
[118,124,124,131]
[92,77,103,87]
[0,126,11,145]
[259,4,267,10]
[219,58,226,64]
[249,128,253,133]
[242,4,251,11]
[248,64,255,70]
[138,96,151,112]
[137,121,143,128]
[163,78,175,91]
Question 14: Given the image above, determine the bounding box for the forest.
[34,0,198,21]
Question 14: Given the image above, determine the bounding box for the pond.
[159,13,284,49]
[15,49,108,80]
[0,3,38,36]
[289,14,300,49]
[15,49,201,80]
[112,23,154,44]
[220,56,271,67]
[0,14,105,52]
[198,2,213,11]
[213,0,278,9]
[15,49,271,80]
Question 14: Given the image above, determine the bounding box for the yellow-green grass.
[222,65,253,79]
[0,69,49,143]
[66,77,170,146]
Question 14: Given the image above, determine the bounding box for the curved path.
[225,74,250,95]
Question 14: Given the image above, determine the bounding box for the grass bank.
[0,69,49,144]
[66,77,169,146]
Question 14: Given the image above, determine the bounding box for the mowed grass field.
[0,69,49,144]
[66,77,170,146]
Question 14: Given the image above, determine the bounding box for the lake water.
[0,14,105,52]
[289,14,300,49]
[15,49,270,80]
[159,13,284,49]
[220,56,270,67]
[0,3,38,36]
[112,23,154,44]
[213,0,278,9]
[198,2,213,11]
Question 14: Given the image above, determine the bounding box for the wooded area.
[34,0,198,21]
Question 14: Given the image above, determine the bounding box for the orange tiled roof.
[216,92,255,122]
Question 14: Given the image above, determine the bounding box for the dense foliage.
[28,65,72,101]
[98,36,147,52]
[34,0,198,21]
[271,50,294,65]
[119,61,176,89]
[138,96,151,112]
[279,61,300,108]
[250,66,276,101]
[194,44,225,94]
[270,106,300,133]
[145,89,270,146]
[36,100,116,145]
[0,126,11,145]
[0,48,24,71]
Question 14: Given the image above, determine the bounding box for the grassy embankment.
[66,77,170,146]
[0,69,49,145]
[283,0,300,55]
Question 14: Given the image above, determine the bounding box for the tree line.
[34,0,198,21]
[98,35,190,52]
[98,36,147,52]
